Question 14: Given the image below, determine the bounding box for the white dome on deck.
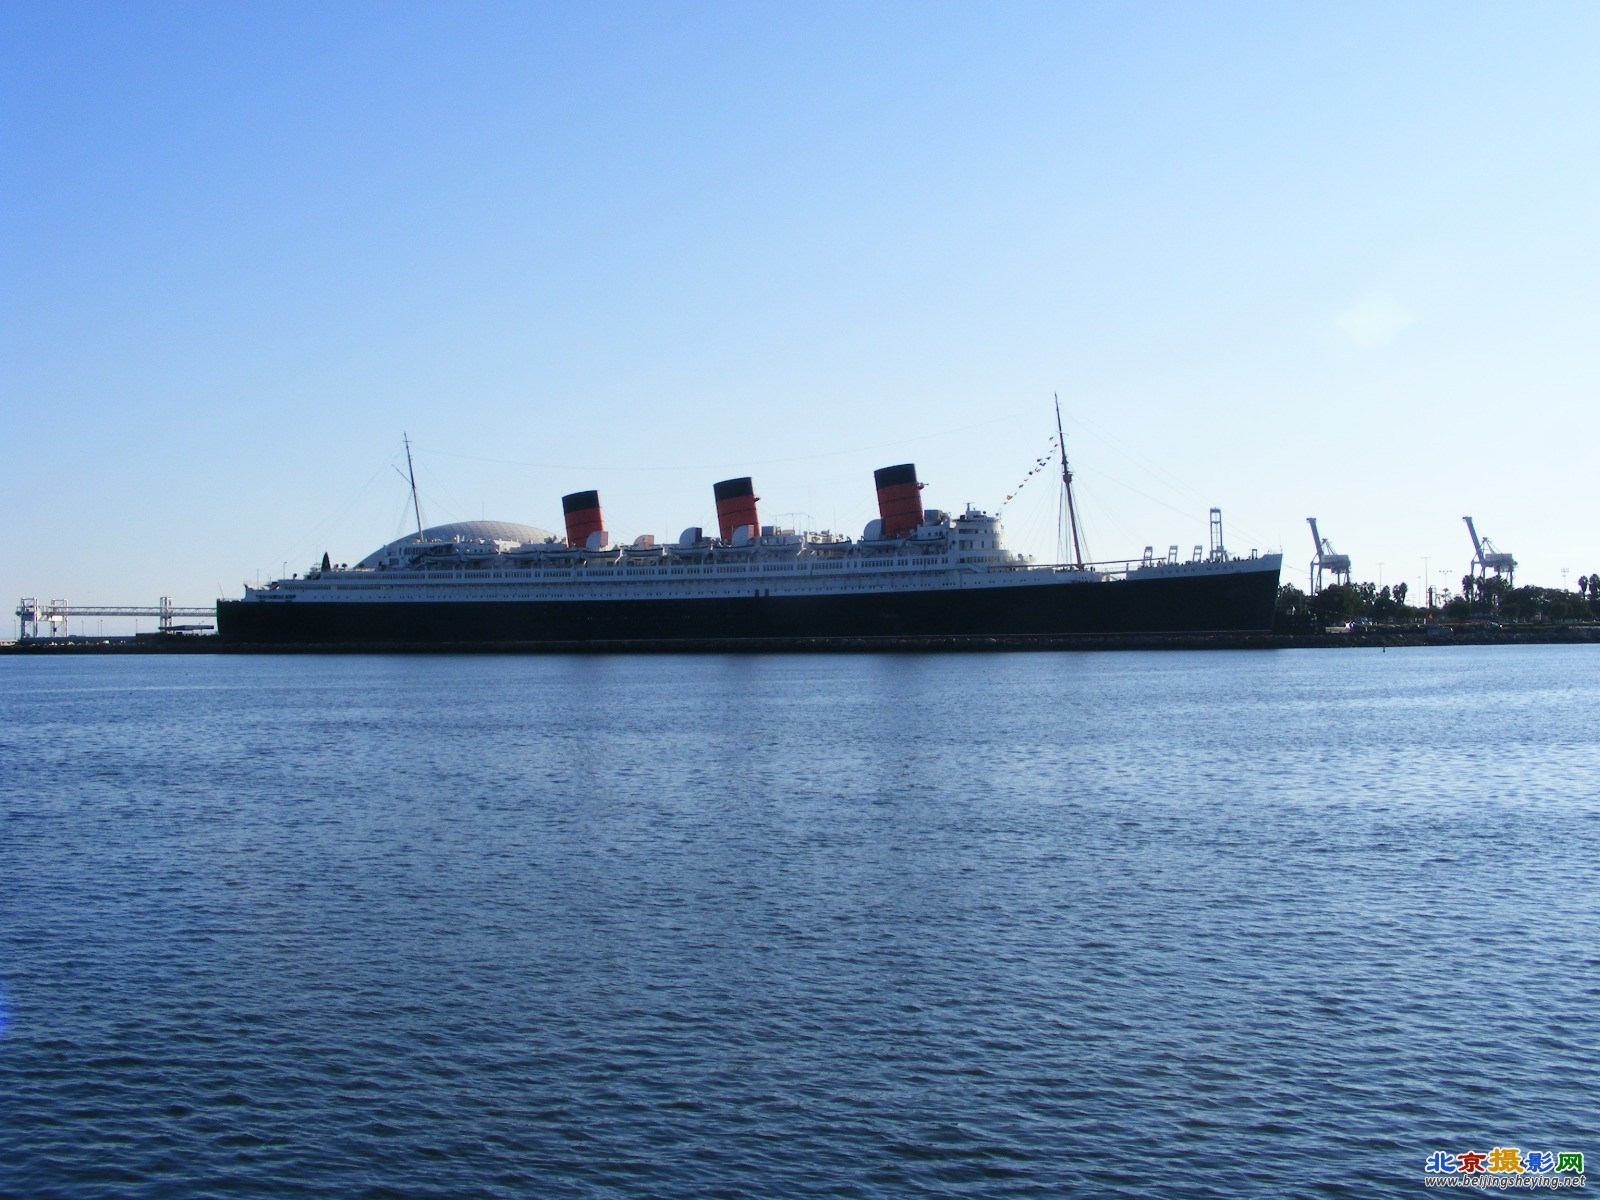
[357,521,557,567]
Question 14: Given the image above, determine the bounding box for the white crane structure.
[1306,518,1352,594]
[1462,517,1516,587]
[14,597,213,639]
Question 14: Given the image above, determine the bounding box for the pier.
[14,597,213,639]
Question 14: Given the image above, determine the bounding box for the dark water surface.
[3,647,1597,1198]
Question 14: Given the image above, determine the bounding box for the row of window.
[352,559,961,583]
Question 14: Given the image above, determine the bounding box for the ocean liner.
[216,433,1283,647]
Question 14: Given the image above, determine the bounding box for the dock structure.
[14,597,213,639]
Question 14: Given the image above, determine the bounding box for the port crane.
[1462,517,1516,587]
[1306,518,1352,594]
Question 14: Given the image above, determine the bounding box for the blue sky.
[4,2,1597,630]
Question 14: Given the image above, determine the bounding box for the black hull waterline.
[216,566,1280,648]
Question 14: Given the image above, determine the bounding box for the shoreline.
[3,625,1597,655]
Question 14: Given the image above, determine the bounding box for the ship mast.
[403,432,425,541]
[1054,394,1085,568]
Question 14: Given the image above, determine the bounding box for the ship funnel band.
[561,489,604,547]
[873,462,924,538]
[873,464,919,489]
[713,476,760,542]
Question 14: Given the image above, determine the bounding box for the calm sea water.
[2,647,1597,1198]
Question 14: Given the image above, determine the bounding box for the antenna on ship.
[1054,394,1085,568]
[403,432,425,541]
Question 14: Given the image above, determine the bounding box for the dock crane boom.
[1306,517,1352,593]
[1462,516,1516,586]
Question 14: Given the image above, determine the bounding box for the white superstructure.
[245,505,1276,607]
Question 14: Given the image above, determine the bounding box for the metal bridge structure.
[1306,517,1353,594]
[14,597,213,639]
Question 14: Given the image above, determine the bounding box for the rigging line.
[1049,419,1260,540]
[1062,410,1217,511]
[1086,468,1215,524]
[413,413,1026,474]
[1061,413,1280,550]
[279,453,398,567]
[415,459,470,523]
[1087,468,1279,551]
[412,483,462,527]
[391,491,416,542]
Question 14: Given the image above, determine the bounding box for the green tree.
[1274,584,1315,633]
[1311,583,1366,626]
[1480,575,1510,614]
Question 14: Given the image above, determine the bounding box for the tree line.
[1274,573,1600,632]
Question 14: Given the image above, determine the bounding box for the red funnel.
[713,477,760,542]
[873,464,923,538]
[561,490,604,547]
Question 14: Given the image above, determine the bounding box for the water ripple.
[2,647,1597,1197]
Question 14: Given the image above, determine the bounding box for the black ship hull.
[216,564,1280,647]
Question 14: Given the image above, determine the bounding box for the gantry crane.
[1306,518,1352,594]
[1462,517,1516,587]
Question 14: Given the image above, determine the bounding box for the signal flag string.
[1000,437,1059,507]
